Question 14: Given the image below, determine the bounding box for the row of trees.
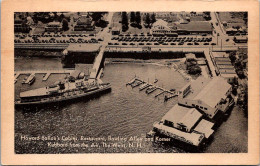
[121,12,157,31]
[143,13,156,28]
[121,12,129,32]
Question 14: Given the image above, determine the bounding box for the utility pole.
[221,39,222,51]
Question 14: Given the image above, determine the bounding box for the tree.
[62,18,69,31]
[232,86,237,96]
[135,12,141,25]
[130,12,136,23]
[144,13,150,27]
[58,13,65,22]
[243,84,248,117]
[188,65,201,75]
[151,13,156,24]
[229,52,237,64]
[92,12,106,22]
[121,12,128,32]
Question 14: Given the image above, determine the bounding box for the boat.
[15,78,111,106]
[170,88,176,92]
[26,74,36,85]
[154,79,158,83]
[146,130,156,138]
[22,77,28,84]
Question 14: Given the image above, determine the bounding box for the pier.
[126,77,179,101]
[14,69,75,81]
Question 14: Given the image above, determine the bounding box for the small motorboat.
[146,130,156,138]
[154,79,158,83]
[27,74,36,85]
[170,88,176,92]
[22,77,28,84]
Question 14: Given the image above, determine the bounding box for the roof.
[162,104,190,123]
[220,73,238,78]
[184,76,211,99]
[178,108,202,130]
[153,123,203,146]
[162,104,202,130]
[47,22,61,26]
[185,53,196,59]
[152,19,171,31]
[212,52,229,58]
[235,36,248,40]
[219,69,236,74]
[216,61,233,65]
[193,77,231,108]
[194,119,214,138]
[70,70,81,78]
[153,19,169,27]
[175,21,212,32]
[66,44,101,52]
[77,15,92,25]
[217,64,235,69]
[215,57,231,62]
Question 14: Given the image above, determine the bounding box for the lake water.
[14,57,247,153]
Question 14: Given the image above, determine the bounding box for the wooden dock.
[126,77,179,101]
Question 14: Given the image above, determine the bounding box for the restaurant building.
[150,19,212,36]
[74,15,95,31]
[153,76,234,147]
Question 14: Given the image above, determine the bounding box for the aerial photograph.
[14,11,248,153]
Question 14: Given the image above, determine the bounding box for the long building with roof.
[150,19,212,36]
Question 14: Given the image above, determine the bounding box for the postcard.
[1,0,259,165]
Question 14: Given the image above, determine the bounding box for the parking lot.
[14,33,102,44]
[109,33,215,47]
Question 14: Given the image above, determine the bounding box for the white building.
[178,76,233,119]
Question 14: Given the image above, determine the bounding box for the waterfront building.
[45,21,62,32]
[74,15,95,31]
[178,76,233,119]
[153,76,234,147]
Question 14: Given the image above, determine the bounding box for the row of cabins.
[211,52,237,83]
[153,76,234,147]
